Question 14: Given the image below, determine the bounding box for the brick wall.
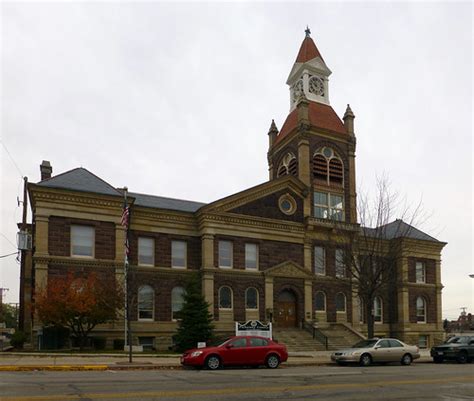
[129,271,189,321]
[408,288,437,324]
[128,231,201,269]
[407,258,436,284]
[213,235,304,270]
[213,274,265,321]
[48,216,115,260]
[312,280,352,323]
[229,189,304,222]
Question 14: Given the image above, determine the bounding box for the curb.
[0,365,109,372]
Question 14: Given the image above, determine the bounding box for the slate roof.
[129,192,206,213]
[363,220,440,242]
[35,167,206,213]
[36,168,122,197]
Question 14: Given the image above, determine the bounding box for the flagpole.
[122,187,132,363]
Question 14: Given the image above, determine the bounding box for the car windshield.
[352,340,378,348]
[446,337,469,344]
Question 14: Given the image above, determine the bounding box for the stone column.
[35,216,49,257]
[348,146,357,224]
[202,234,214,268]
[202,272,215,317]
[304,279,313,321]
[435,259,443,330]
[265,277,274,321]
[304,241,312,272]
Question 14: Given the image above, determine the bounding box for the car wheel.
[205,355,221,370]
[266,354,280,369]
[401,353,412,366]
[457,351,468,364]
[433,356,444,363]
[359,353,372,367]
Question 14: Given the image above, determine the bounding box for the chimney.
[40,160,52,181]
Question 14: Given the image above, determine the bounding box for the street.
[0,363,473,401]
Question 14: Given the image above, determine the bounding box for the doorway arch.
[275,289,297,327]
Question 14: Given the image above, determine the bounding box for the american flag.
[121,203,130,228]
[121,201,130,260]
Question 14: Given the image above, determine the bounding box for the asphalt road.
[0,363,473,401]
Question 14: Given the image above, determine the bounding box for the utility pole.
[18,176,28,332]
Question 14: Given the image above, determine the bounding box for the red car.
[181,336,288,370]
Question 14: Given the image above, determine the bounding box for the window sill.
[171,265,187,269]
[219,266,233,269]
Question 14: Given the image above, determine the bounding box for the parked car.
[430,336,474,364]
[180,335,288,370]
[331,338,420,366]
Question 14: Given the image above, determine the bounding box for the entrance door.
[275,290,297,327]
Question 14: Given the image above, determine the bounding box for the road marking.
[2,375,473,401]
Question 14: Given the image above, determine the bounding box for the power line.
[0,252,18,259]
[0,233,17,249]
[0,140,24,178]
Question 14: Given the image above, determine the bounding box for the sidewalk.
[0,351,432,371]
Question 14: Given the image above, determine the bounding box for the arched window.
[312,147,344,186]
[315,291,326,311]
[335,292,346,312]
[374,296,383,323]
[219,286,233,309]
[138,285,154,320]
[416,297,426,323]
[171,286,186,320]
[245,288,258,310]
[277,153,297,178]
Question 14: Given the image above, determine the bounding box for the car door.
[373,339,392,362]
[220,337,250,366]
[388,339,404,362]
[248,337,270,364]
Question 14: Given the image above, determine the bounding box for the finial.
[305,26,311,37]
[344,104,355,118]
[268,119,279,135]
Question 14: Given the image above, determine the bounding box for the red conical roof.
[295,35,324,63]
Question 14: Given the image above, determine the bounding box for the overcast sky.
[1,2,472,319]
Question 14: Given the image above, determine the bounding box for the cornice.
[198,212,305,235]
[33,255,121,268]
[132,208,197,226]
[31,190,122,209]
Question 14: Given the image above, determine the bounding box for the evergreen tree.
[174,273,214,352]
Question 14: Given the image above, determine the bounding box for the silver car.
[331,338,420,366]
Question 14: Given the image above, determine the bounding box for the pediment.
[199,175,306,215]
[265,261,312,279]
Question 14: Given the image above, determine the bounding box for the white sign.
[235,320,272,339]
[197,342,206,348]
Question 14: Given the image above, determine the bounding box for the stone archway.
[275,289,297,328]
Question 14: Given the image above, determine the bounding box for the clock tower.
[267,28,357,224]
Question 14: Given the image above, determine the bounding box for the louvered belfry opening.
[329,158,343,185]
[277,153,298,178]
[313,154,328,183]
[288,158,297,176]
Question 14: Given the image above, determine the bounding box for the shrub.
[11,331,27,349]
[92,337,106,350]
[113,339,125,350]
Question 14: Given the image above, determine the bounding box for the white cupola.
[287,28,332,111]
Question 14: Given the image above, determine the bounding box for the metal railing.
[301,319,328,350]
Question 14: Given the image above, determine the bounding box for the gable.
[228,189,304,223]
[200,176,307,223]
[264,260,312,279]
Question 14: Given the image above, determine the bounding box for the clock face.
[309,76,324,96]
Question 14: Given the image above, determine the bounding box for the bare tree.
[333,175,429,339]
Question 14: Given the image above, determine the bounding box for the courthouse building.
[24,31,446,350]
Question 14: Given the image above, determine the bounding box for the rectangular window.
[218,241,233,268]
[171,241,187,268]
[335,249,346,278]
[415,262,425,283]
[138,237,154,266]
[314,191,344,221]
[138,337,155,351]
[418,335,428,349]
[71,225,94,257]
[245,243,258,270]
[314,246,325,275]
